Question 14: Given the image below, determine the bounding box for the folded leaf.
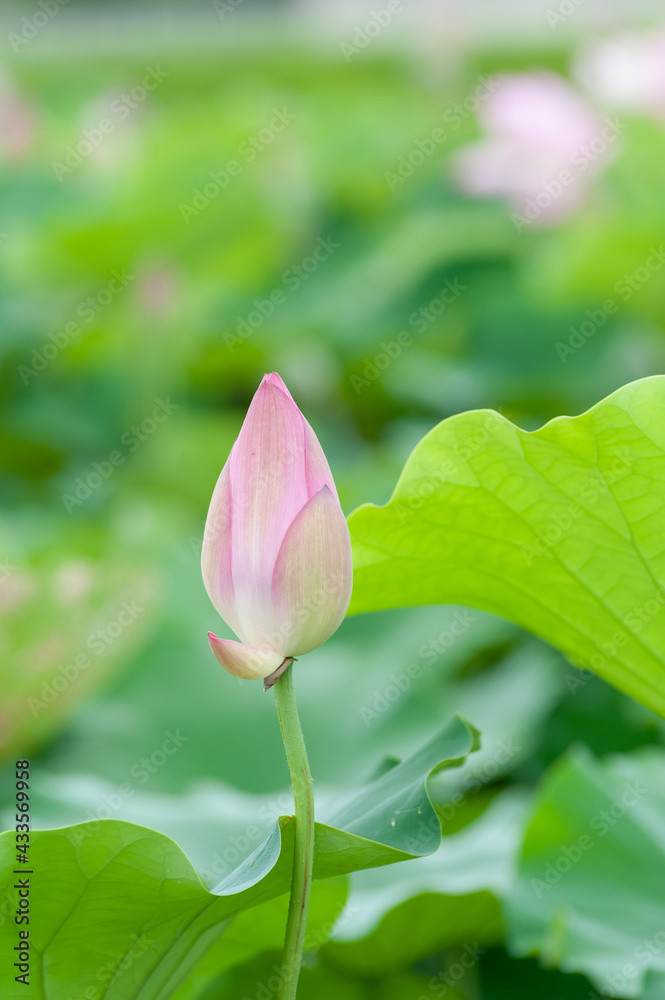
[0,716,478,999]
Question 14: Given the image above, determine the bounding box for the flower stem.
[273,662,315,1000]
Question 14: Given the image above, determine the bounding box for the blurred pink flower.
[0,68,36,161]
[202,372,353,680]
[452,71,610,223]
[136,261,180,320]
[576,30,665,122]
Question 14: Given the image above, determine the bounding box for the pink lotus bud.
[202,373,353,680]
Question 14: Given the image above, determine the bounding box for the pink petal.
[480,72,601,150]
[227,378,336,647]
[271,485,352,656]
[263,373,339,499]
[207,633,284,680]
[263,371,295,401]
[201,372,345,656]
[303,418,339,503]
[201,462,246,641]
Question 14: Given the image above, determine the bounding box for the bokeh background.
[2,1,665,997]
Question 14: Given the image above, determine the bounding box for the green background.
[1,3,665,997]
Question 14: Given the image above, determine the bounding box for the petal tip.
[207,633,283,680]
[263,372,293,399]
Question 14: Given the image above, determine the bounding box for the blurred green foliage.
[1,9,665,998]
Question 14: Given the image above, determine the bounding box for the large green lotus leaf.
[212,933,596,1000]
[199,951,370,1000]
[201,949,468,1000]
[348,376,665,717]
[168,880,348,1000]
[505,746,665,998]
[0,716,478,999]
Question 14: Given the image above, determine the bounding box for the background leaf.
[348,376,665,717]
[505,745,665,998]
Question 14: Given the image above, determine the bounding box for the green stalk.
[273,662,315,1000]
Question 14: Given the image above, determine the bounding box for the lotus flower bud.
[202,373,353,680]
